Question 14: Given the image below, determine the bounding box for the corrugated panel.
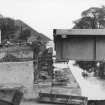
[55,37,95,60]
[63,37,94,60]
[96,37,105,60]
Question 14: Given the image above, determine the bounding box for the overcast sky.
[0,0,105,39]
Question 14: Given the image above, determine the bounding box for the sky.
[0,0,105,39]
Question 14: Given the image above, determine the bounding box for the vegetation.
[38,49,53,81]
[0,16,50,44]
[18,29,31,42]
[73,6,105,29]
[29,41,53,82]
[0,17,18,42]
[0,15,52,82]
[73,6,105,78]
[0,17,31,43]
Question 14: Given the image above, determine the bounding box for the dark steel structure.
[54,29,105,61]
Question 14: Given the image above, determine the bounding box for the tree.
[29,39,46,82]
[73,16,95,29]
[82,6,105,28]
[0,17,31,44]
[73,6,105,29]
[0,18,18,43]
[18,28,31,42]
[73,6,105,78]
[38,49,53,80]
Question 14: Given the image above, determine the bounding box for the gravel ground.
[20,81,81,105]
[20,66,81,105]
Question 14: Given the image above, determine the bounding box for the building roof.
[54,29,105,36]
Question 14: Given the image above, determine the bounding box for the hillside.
[0,17,51,44]
[15,20,51,43]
